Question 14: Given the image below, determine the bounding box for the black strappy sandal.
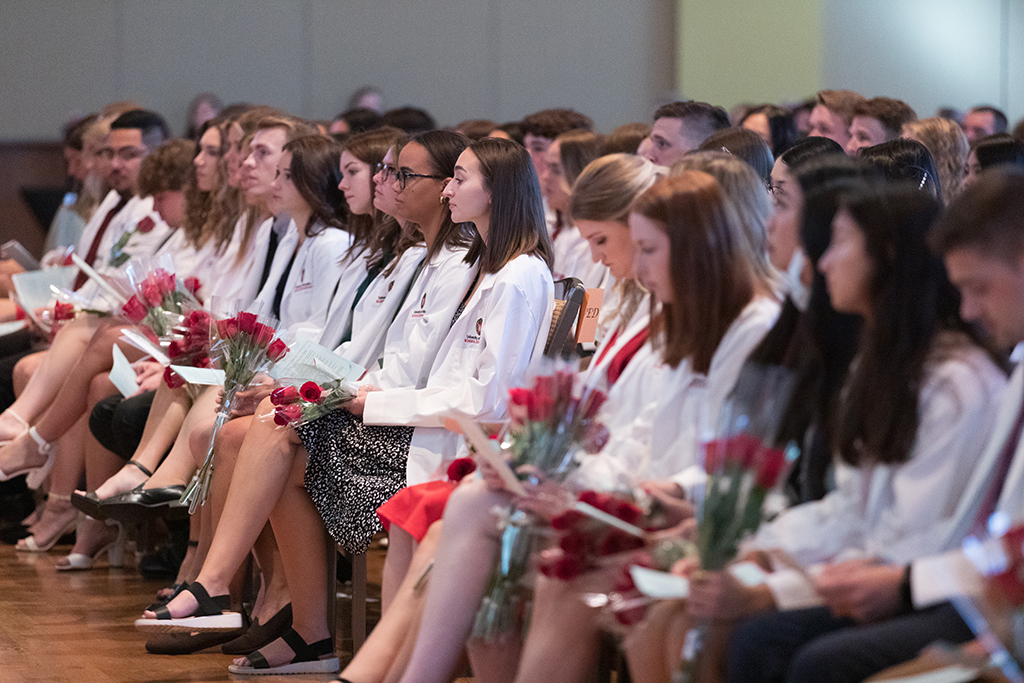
[134,581,242,633]
[227,627,339,675]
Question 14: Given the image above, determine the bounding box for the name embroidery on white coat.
[463,317,483,344]
[375,280,395,305]
[412,292,427,319]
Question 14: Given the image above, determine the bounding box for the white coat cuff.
[911,550,984,609]
[764,568,824,610]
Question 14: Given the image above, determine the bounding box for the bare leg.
[344,522,443,683]
[146,397,300,618]
[141,386,218,490]
[396,479,511,683]
[0,316,104,438]
[621,600,690,683]
[232,439,331,668]
[92,382,192,499]
[381,526,416,614]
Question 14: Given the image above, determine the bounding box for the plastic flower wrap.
[162,310,213,389]
[118,256,202,339]
[469,361,609,643]
[268,379,357,428]
[180,304,290,512]
[948,516,1024,679]
[677,363,797,683]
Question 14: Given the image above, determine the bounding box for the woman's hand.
[229,374,275,416]
[343,384,381,417]
[641,480,696,542]
[131,359,164,395]
[687,568,773,621]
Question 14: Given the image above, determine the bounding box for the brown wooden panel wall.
[0,142,66,259]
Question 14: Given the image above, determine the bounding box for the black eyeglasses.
[375,162,396,182]
[395,168,446,190]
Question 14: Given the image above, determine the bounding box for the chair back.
[544,277,586,359]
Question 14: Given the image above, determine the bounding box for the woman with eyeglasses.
[137,134,551,678]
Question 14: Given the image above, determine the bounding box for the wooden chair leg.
[352,552,367,650]
[326,532,337,644]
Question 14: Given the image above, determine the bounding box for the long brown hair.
[282,135,346,236]
[341,126,404,256]
[464,137,553,274]
[632,171,756,372]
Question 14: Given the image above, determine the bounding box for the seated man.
[808,89,865,148]
[639,100,729,166]
[845,97,917,154]
[965,105,1009,142]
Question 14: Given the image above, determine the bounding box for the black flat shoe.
[71,490,108,520]
[100,485,186,523]
[221,603,293,654]
[145,626,246,655]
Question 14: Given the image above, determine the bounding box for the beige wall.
[0,0,676,140]
[676,0,1022,123]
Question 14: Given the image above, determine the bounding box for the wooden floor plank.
[0,536,386,683]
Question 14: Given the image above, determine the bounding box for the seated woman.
[678,180,1009,683]
[137,134,548,674]
[387,170,780,683]
[339,151,664,683]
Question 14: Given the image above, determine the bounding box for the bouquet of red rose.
[180,305,289,512]
[162,310,214,389]
[38,299,78,342]
[119,256,202,339]
[678,363,796,683]
[470,362,609,642]
[268,378,357,429]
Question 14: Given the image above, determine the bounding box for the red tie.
[74,195,129,290]
[972,388,1024,535]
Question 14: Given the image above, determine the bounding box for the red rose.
[508,387,531,406]
[167,341,183,359]
[528,377,556,422]
[555,370,575,398]
[271,385,301,406]
[136,216,156,234]
[274,403,303,426]
[188,310,211,328]
[598,529,645,557]
[550,554,586,581]
[253,322,275,348]
[558,530,590,555]
[216,318,238,340]
[266,338,289,361]
[194,354,211,368]
[184,276,201,296]
[237,311,258,335]
[141,280,163,307]
[53,301,75,321]
[754,446,788,490]
[299,381,323,403]
[122,295,148,323]
[163,367,185,389]
[610,498,644,526]
[183,330,206,352]
[551,509,586,531]
[446,457,477,483]
[704,435,761,474]
[154,268,175,295]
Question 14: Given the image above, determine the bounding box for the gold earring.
[440,195,447,205]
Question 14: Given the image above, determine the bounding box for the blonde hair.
[671,152,780,292]
[569,154,661,333]
[903,117,969,206]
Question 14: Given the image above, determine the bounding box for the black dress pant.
[727,603,975,683]
[89,390,155,461]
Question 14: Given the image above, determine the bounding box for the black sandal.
[134,580,242,633]
[227,627,339,675]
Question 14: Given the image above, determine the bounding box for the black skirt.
[298,409,413,554]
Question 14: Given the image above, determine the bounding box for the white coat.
[334,245,427,370]
[253,221,352,337]
[210,215,280,307]
[552,225,607,289]
[362,254,555,485]
[316,244,371,349]
[748,339,1007,610]
[361,245,475,391]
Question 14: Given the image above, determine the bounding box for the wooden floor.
[0,536,385,683]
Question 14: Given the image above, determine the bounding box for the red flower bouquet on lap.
[678,364,797,683]
[118,257,202,339]
[268,378,356,428]
[180,305,290,512]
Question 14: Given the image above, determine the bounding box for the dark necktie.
[972,385,1024,535]
[74,195,129,290]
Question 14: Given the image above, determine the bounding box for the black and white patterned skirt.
[297,409,414,554]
